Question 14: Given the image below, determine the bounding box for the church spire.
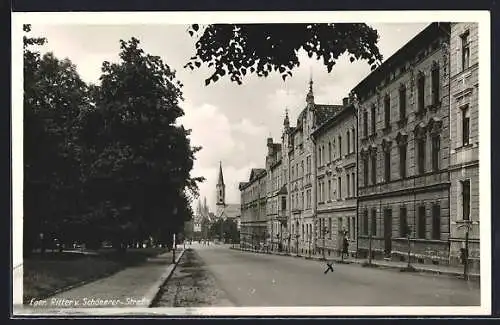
[217,161,224,186]
[283,108,290,128]
[306,72,314,105]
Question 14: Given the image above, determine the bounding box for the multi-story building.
[281,80,341,256]
[311,97,357,258]
[448,23,480,271]
[352,22,452,265]
[265,137,287,251]
[239,168,267,249]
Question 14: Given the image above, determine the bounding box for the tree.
[209,218,239,243]
[87,38,204,250]
[23,25,91,254]
[185,23,383,85]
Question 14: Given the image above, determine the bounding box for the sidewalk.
[18,248,185,313]
[232,247,480,281]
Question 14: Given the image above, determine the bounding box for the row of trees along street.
[23,26,204,255]
[23,23,382,256]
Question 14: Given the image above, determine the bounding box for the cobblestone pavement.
[152,248,234,307]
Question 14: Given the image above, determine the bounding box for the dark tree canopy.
[23,27,204,254]
[185,23,383,85]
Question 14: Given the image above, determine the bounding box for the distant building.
[448,23,479,271]
[239,168,267,248]
[265,136,286,251]
[194,196,210,238]
[215,161,241,225]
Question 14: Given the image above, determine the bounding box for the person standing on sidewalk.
[342,233,349,260]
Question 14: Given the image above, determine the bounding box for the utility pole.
[172,233,176,263]
[459,220,472,281]
[308,231,312,258]
[322,226,330,260]
[368,233,372,266]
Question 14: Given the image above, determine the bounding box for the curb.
[231,247,480,281]
[145,249,186,307]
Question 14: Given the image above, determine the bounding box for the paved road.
[191,244,480,307]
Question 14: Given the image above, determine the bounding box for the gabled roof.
[217,204,241,220]
[249,168,266,182]
[315,104,344,126]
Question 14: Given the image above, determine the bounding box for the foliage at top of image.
[184,23,383,85]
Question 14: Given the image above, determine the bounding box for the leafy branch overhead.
[184,23,384,85]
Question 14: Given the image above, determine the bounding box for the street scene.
[13,14,488,316]
[154,244,479,307]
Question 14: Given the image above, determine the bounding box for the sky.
[30,22,429,213]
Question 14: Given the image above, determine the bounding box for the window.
[338,217,343,236]
[399,144,407,179]
[301,161,304,177]
[384,150,391,182]
[328,218,332,239]
[328,142,332,162]
[371,154,377,184]
[328,180,331,201]
[318,148,322,166]
[432,65,440,106]
[399,86,407,120]
[339,136,342,157]
[418,73,425,112]
[462,180,471,220]
[352,173,356,197]
[363,210,369,235]
[384,95,391,128]
[363,156,369,187]
[301,192,304,209]
[302,224,304,239]
[352,128,356,152]
[363,111,369,137]
[432,136,440,171]
[461,31,470,71]
[338,177,342,199]
[418,138,426,174]
[371,105,376,135]
[347,131,351,153]
[371,209,377,236]
[322,181,325,202]
[400,207,408,237]
[462,106,470,146]
[322,145,326,165]
[432,204,441,240]
[281,197,286,211]
[347,174,350,197]
[418,206,426,239]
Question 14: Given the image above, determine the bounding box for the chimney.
[267,137,273,156]
[343,97,349,106]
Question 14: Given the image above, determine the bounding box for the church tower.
[216,161,226,218]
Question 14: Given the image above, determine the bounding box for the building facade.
[353,22,452,265]
[448,22,480,271]
[281,81,342,256]
[239,168,267,249]
[265,137,287,251]
[311,98,358,258]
